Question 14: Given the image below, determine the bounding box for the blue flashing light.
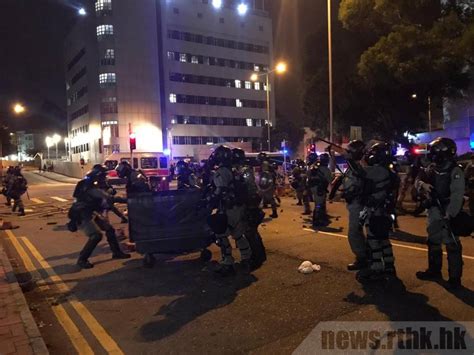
[283,149,288,154]
[164,148,171,156]
[470,133,474,150]
[237,2,248,15]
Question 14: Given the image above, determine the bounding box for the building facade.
[65,0,274,163]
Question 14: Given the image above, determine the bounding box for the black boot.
[214,264,235,277]
[416,243,442,281]
[347,258,368,271]
[107,230,131,259]
[270,208,278,218]
[18,208,25,216]
[446,242,463,290]
[77,233,102,268]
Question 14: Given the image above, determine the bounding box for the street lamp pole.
[266,73,271,151]
[428,96,432,133]
[327,0,334,143]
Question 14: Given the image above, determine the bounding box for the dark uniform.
[341,140,368,270]
[2,167,14,207]
[357,143,396,282]
[7,167,27,216]
[176,160,198,190]
[206,146,252,276]
[307,153,332,228]
[290,160,306,205]
[415,138,465,289]
[69,165,131,269]
[465,156,474,216]
[115,161,151,195]
[258,161,278,218]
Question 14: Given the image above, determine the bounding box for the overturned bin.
[127,189,214,267]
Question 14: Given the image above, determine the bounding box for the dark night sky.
[0,0,326,129]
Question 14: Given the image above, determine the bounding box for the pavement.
[0,171,472,354]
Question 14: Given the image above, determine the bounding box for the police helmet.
[307,152,318,165]
[6,166,14,174]
[232,148,246,165]
[209,145,233,167]
[86,164,108,181]
[175,160,189,175]
[257,152,267,162]
[115,161,132,178]
[13,166,22,176]
[346,140,366,161]
[428,137,457,164]
[319,153,330,167]
[365,142,392,166]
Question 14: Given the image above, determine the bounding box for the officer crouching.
[415,138,465,289]
[68,164,131,269]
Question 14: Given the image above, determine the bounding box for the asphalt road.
[1,171,473,354]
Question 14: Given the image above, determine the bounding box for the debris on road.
[298,261,321,274]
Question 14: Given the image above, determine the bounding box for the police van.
[104,152,170,190]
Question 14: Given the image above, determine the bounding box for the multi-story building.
[65,0,274,163]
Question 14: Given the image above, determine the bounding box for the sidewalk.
[0,245,48,354]
[31,171,80,184]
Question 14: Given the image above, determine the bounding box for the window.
[67,48,86,71]
[105,49,115,58]
[102,96,116,103]
[246,119,253,127]
[71,67,87,85]
[95,0,112,11]
[236,99,243,108]
[254,65,260,72]
[140,157,158,169]
[191,56,198,64]
[235,80,242,88]
[245,81,252,89]
[169,93,177,103]
[180,53,187,63]
[254,82,261,90]
[167,51,175,60]
[101,101,118,114]
[96,24,114,37]
[159,157,168,169]
[99,73,116,87]
[70,105,89,121]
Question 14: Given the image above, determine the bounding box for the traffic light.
[307,143,316,154]
[129,133,136,151]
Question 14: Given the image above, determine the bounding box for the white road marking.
[51,196,68,202]
[303,228,474,261]
[30,198,45,204]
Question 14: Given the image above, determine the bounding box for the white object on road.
[298,261,321,274]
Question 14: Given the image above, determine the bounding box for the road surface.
[1,171,473,354]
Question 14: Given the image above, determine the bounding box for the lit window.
[246,119,252,127]
[235,80,242,88]
[105,49,115,59]
[180,53,187,63]
[95,0,112,11]
[191,56,198,64]
[102,97,117,102]
[99,73,116,86]
[96,25,114,37]
[254,82,261,90]
[254,65,260,72]
[237,3,248,16]
[169,93,177,103]
[236,99,243,107]
[256,119,262,127]
[167,51,175,60]
[245,81,252,89]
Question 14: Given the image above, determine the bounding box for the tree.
[264,111,304,154]
[302,0,473,140]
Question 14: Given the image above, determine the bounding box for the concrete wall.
[45,160,92,179]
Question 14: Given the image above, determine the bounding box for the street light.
[78,8,86,16]
[52,134,61,160]
[45,136,54,160]
[13,103,26,115]
[250,61,288,151]
[411,94,432,132]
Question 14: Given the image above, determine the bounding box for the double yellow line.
[5,230,124,355]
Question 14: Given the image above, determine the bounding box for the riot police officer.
[415,138,465,289]
[342,140,368,270]
[258,161,278,218]
[8,166,28,216]
[70,164,131,269]
[465,154,474,216]
[307,153,332,228]
[176,160,198,190]
[2,166,14,207]
[206,146,252,276]
[290,160,306,206]
[357,142,397,281]
[115,161,151,194]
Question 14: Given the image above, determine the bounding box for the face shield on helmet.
[319,153,330,166]
[209,145,233,167]
[307,152,318,165]
[365,142,392,166]
[232,148,246,166]
[86,164,108,182]
[428,137,457,165]
[346,140,366,161]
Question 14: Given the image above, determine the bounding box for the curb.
[31,172,79,185]
[0,245,49,355]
